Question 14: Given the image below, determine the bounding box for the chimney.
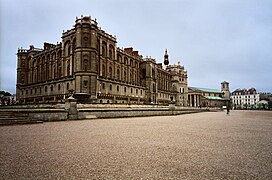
[124,47,133,54]
[132,51,139,56]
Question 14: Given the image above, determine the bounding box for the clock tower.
[164,49,169,66]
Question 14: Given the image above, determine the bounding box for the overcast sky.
[1,0,272,94]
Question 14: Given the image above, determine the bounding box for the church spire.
[164,49,169,66]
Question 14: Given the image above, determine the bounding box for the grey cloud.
[1,0,271,93]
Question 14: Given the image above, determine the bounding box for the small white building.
[231,88,260,109]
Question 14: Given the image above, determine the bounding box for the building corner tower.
[72,16,99,102]
[221,81,230,100]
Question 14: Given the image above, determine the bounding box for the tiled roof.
[189,87,222,93]
[204,96,224,100]
[232,88,257,95]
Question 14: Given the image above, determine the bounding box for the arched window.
[109,49,113,60]
[33,60,37,83]
[37,66,40,82]
[134,74,136,84]
[72,38,76,52]
[117,69,120,80]
[102,47,106,57]
[83,37,88,47]
[53,65,56,79]
[64,41,70,57]
[21,74,25,84]
[102,64,106,77]
[57,50,62,59]
[117,54,122,63]
[109,67,112,79]
[46,64,49,80]
[124,57,128,65]
[152,69,155,78]
[58,64,62,78]
[124,71,126,82]
[109,44,115,60]
[68,46,71,56]
[96,39,100,50]
[82,55,89,71]
[67,63,70,76]
[83,60,88,71]
[102,41,107,58]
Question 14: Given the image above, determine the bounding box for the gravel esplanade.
[1,110,272,179]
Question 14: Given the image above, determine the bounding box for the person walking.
[226,105,230,115]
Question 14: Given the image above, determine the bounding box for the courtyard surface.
[0,110,272,179]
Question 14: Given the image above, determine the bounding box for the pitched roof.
[189,87,222,93]
[221,81,229,84]
[204,96,224,100]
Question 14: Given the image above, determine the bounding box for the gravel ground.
[0,110,272,179]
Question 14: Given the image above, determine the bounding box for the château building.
[16,16,188,106]
[188,81,230,107]
[231,88,260,109]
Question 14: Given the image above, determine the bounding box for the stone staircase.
[0,111,43,125]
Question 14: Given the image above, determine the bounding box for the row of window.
[98,99,143,104]
[63,34,140,68]
[233,102,257,105]
[24,61,71,85]
[21,83,70,96]
[31,50,62,64]
[101,65,138,82]
[100,83,144,95]
[233,99,257,102]
[232,99,257,104]
[232,95,257,99]
[158,93,173,99]
[203,93,220,97]
[99,82,174,100]
[101,42,140,68]
[232,92,257,95]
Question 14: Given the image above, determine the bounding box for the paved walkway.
[0,110,271,179]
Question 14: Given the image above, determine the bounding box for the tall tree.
[0,90,12,96]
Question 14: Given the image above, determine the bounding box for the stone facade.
[16,16,188,106]
[188,81,230,108]
[231,88,260,109]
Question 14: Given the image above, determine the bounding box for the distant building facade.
[259,92,272,102]
[231,88,260,109]
[188,81,230,107]
[16,16,188,105]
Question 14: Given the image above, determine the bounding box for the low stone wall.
[28,110,67,121]
[78,108,206,119]
[1,104,218,124]
[0,109,67,122]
